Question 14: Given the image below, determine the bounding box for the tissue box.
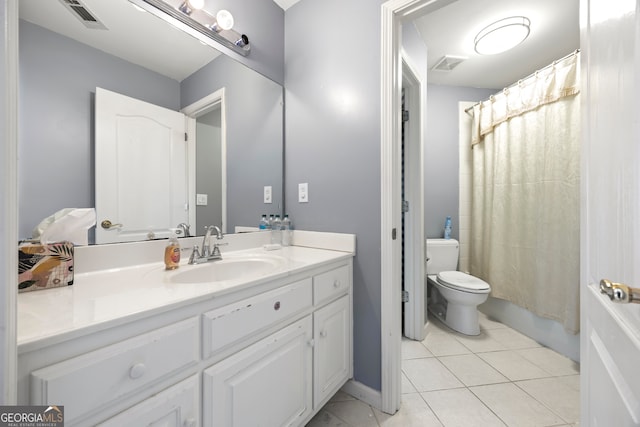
[18,241,74,293]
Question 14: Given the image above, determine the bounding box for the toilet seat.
[436,271,490,293]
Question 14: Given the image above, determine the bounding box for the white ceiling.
[414,0,580,89]
[19,0,220,82]
[20,0,579,89]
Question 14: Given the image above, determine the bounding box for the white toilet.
[426,238,491,335]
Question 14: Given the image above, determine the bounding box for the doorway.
[182,88,228,234]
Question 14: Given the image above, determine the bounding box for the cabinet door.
[314,295,351,408]
[203,317,313,427]
[98,375,199,427]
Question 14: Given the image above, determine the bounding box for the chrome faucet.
[188,225,227,264]
[176,222,191,237]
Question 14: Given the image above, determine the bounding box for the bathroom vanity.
[17,231,355,426]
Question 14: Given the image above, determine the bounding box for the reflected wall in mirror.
[18,0,283,243]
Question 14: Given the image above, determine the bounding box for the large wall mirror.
[18,0,283,243]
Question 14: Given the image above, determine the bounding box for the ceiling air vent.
[58,0,107,30]
[431,55,467,72]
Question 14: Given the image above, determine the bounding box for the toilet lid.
[436,271,491,292]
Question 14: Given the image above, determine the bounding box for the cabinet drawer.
[30,318,199,425]
[98,375,200,427]
[202,278,312,359]
[313,265,350,305]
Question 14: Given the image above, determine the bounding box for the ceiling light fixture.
[474,16,530,55]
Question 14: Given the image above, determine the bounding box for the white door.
[314,295,350,407]
[401,58,427,341]
[580,0,640,425]
[95,88,188,244]
[203,317,313,427]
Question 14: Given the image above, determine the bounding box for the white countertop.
[18,240,354,350]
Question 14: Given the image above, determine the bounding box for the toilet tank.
[426,239,459,274]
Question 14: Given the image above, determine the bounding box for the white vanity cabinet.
[18,255,353,427]
[203,264,353,427]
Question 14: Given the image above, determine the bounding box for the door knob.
[101,219,123,230]
[600,279,640,304]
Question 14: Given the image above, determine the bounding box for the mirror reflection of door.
[95,87,188,244]
[195,106,224,234]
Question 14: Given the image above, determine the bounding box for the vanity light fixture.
[474,16,530,55]
[130,0,250,56]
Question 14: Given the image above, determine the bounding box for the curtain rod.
[464,49,580,115]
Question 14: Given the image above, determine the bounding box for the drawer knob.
[333,280,341,288]
[184,418,197,427]
[320,330,328,337]
[129,363,146,379]
[274,301,281,311]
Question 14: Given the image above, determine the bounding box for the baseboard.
[341,379,382,411]
[479,297,581,362]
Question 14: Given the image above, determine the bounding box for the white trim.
[380,0,458,415]
[400,53,426,341]
[182,88,228,234]
[380,0,403,414]
[341,379,382,410]
[2,0,18,404]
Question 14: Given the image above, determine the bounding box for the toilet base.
[427,282,484,336]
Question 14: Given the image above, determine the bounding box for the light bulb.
[216,10,234,31]
[188,0,204,10]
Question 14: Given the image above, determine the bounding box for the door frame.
[1,0,18,405]
[400,53,426,341]
[182,88,228,234]
[380,0,456,414]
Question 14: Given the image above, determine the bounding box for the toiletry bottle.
[444,216,452,240]
[164,229,181,270]
[271,214,282,245]
[282,214,292,246]
[259,214,269,230]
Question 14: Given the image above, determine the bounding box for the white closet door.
[95,87,187,244]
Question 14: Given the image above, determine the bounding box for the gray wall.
[425,84,497,240]
[285,0,385,391]
[195,109,223,232]
[182,55,284,231]
[18,21,180,239]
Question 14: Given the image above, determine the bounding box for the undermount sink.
[168,255,285,284]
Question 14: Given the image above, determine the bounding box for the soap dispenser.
[164,229,181,270]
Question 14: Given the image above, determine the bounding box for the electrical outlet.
[196,194,208,206]
[264,186,272,203]
[298,183,309,203]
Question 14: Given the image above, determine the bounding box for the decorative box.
[18,241,74,293]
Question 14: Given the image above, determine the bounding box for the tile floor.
[307,312,580,427]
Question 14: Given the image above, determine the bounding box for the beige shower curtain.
[469,53,580,333]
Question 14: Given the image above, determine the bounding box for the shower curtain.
[469,52,580,333]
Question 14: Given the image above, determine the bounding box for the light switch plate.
[298,183,309,203]
[264,186,272,203]
[196,194,208,206]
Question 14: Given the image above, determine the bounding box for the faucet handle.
[188,245,201,264]
[212,241,228,257]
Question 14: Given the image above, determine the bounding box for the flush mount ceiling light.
[474,16,530,55]
[131,0,250,56]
